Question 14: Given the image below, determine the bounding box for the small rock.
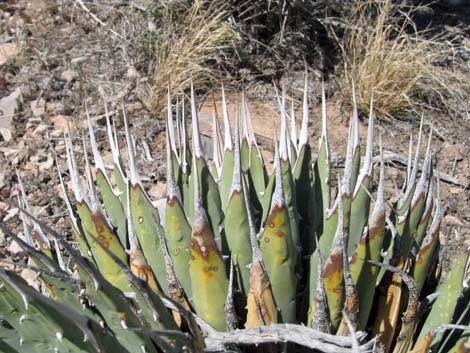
[444,215,464,227]
[0,87,22,141]
[32,123,48,136]
[60,69,78,83]
[148,183,166,200]
[21,268,40,291]
[0,227,5,246]
[50,114,70,132]
[0,42,18,66]
[31,98,46,117]
[4,207,19,221]
[7,239,23,254]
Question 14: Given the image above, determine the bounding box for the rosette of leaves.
[0,79,468,353]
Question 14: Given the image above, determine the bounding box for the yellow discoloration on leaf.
[245,258,278,328]
[373,271,403,353]
[190,215,228,331]
[76,202,129,291]
[260,204,296,323]
[129,249,160,293]
[322,247,344,333]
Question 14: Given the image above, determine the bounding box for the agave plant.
[0,78,468,353]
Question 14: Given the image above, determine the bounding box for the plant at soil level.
[0,80,468,352]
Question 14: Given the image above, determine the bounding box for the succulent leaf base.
[0,79,468,353]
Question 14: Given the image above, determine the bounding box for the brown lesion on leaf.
[266,204,285,228]
[323,249,343,278]
[96,234,110,248]
[191,216,221,261]
[368,213,385,241]
[44,282,58,301]
[129,249,160,292]
[245,257,278,328]
[91,211,114,248]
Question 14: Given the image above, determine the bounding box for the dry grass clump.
[338,0,468,119]
[147,0,240,113]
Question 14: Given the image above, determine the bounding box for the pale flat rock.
[0,87,22,141]
[31,98,46,117]
[0,42,18,66]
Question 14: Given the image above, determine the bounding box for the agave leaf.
[77,225,184,352]
[348,136,385,330]
[278,102,300,267]
[308,237,331,333]
[348,97,374,256]
[211,100,224,179]
[179,96,193,213]
[245,179,277,329]
[0,269,130,353]
[156,212,193,327]
[0,223,96,322]
[218,84,235,210]
[126,185,161,294]
[412,176,441,295]
[349,82,361,193]
[77,204,129,291]
[320,192,346,333]
[167,90,182,195]
[259,137,296,323]
[5,201,174,351]
[245,256,278,328]
[240,92,251,171]
[129,183,168,292]
[189,153,228,331]
[56,154,94,263]
[260,172,275,227]
[224,124,252,300]
[308,193,340,311]
[280,157,300,262]
[400,128,433,261]
[164,127,192,299]
[413,177,434,249]
[290,99,298,154]
[248,139,268,207]
[219,149,234,211]
[293,73,315,256]
[378,122,424,284]
[416,252,469,350]
[0,323,27,353]
[87,111,128,249]
[72,137,129,292]
[103,109,128,208]
[121,107,168,293]
[0,224,95,319]
[244,92,267,204]
[313,81,331,235]
[190,83,225,252]
[370,263,420,353]
[373,269,404,352]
